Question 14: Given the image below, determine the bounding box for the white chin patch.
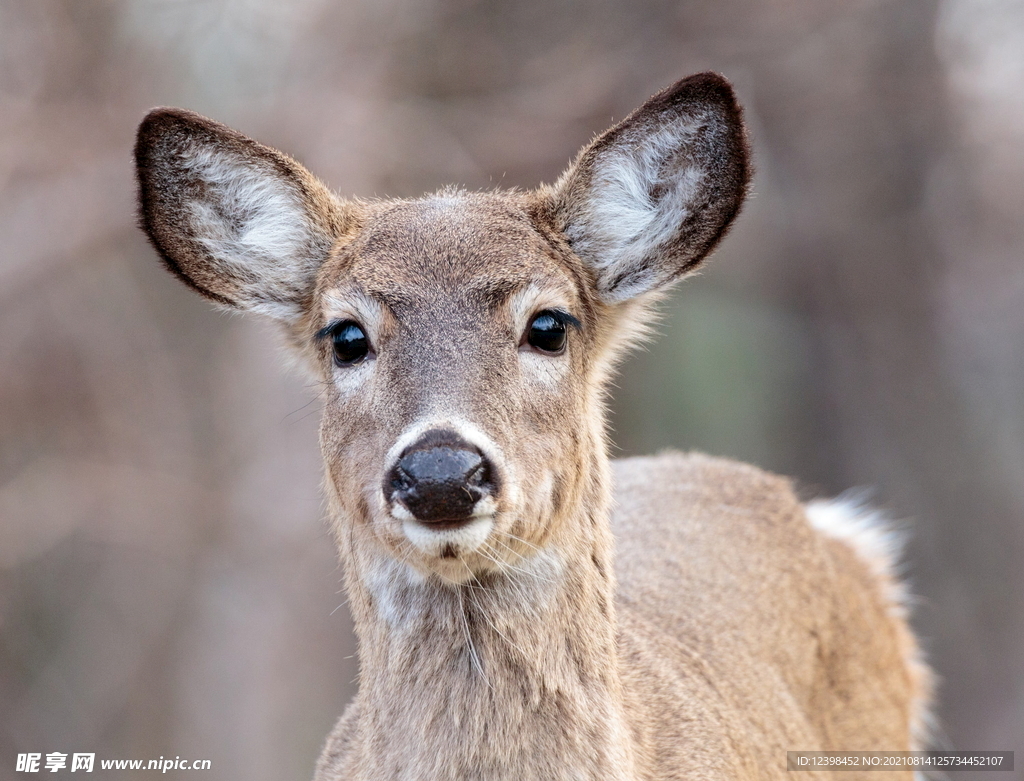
[401,515,494,558]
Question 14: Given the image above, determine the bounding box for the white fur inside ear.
[183,146,320,321]
[567,114,711,302]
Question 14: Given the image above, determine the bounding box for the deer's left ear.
[550,72,751,303]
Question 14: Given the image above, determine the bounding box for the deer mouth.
[399,512,496,563]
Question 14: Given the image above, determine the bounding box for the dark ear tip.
[139,106,216,127]
[135,107,232,159]
[662,71,741,112]
[666,72,751,182]
[680,71,734,90]
[138,107,194,137]
[136,108,190,162]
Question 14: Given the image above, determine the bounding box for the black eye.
[329,321,370,366]
[526,311,568,354]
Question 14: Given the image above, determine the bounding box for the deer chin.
[401,515,495,560]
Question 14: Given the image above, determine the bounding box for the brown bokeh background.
[1,1,1022,779]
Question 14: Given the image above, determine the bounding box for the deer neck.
[339,455,635,779]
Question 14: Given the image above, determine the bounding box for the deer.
[135,72,933,780]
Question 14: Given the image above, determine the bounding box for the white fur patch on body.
[804,495,935,753]
[362,555,428,630]
[805,495,910,617]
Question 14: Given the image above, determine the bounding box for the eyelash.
[536,309,581,329]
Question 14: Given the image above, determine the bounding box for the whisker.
[284,388,326,421]
[502,531,545,555]
[476,544,541,616]
[455,565,493,690]
[464,577,531,660]
[488,538,557,585]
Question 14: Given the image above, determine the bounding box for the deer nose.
[387,431,495,527]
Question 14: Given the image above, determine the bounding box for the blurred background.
[1,0,1022,778]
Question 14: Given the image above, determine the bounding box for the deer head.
[135,73,750,585]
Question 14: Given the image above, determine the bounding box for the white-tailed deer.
[136,73,932,780]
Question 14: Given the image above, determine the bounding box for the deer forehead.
[316,193,585,324]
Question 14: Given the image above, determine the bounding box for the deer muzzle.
[386,430,497,528]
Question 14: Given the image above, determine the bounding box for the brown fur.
[135,73,931,780]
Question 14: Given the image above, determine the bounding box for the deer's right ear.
[549,73,751,303]
[135,108,350,322]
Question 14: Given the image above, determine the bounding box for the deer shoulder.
[612,452,930,776]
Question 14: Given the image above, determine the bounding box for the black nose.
[387,430,496,526]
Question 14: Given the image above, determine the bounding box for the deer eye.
[327,320,370,366]
[526,311,568,354]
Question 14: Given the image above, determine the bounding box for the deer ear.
[135,108,350,322]
[551,73,751,303]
